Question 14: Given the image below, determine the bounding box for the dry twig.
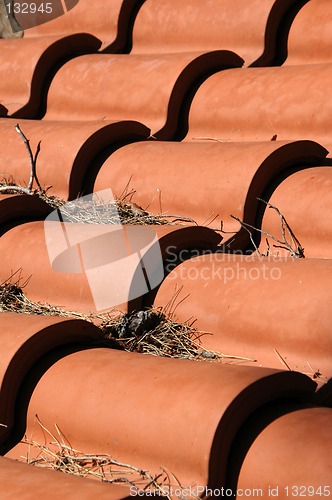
[20,416,199,499]
[229,198,305,258]
[15,124,42,191]
[57,194,198,227]
[0,125,43,195]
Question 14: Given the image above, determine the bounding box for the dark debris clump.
[100,309,220,360]
[109,310,166,339]
[0,282,26,311]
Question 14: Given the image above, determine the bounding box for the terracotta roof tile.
[0,194,50,236]
[0,0,331,493]
[0,0,147,118]
[42,51,243,140]
[6,348,317,489]
[0,221,220,312]
[131,0,306,66]
[0,118,149,199]
[94,139,329,249]
[0,35,101,118]
[285,0,332,65]
[185,63,332,147]
[0,313,101,450]
[152,254,332,381]
[0,456,137,498]
[19,0,145,53]
[236,407,332,492]
[15,0,125,43]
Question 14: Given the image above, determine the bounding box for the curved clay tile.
[0,221,220,313]
[260,166,332,259]
[94,139,328,252]
[6,347,316,490]
[15,0,132,50]
[0,118,149,200]
[236,407,332,495]
[185,63,332,148]
[0,220,102,312]
[285,0,332,65]
[131,0,306,67]
[152,254,332,380]
[0,313,101,450]
[0,35,101,118]
[0,194,51,236]
[127,224,221,311]
[0,456,136,499]
[43,51,243,140]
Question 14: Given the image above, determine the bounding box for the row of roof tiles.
[1,139,331,258]
[2,58,332,140]
[1,0,332,119]
[0,312,329,490]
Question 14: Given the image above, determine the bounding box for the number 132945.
[284,486,330,497]
[6,3,53,14]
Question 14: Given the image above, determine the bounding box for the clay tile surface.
[0,313,101,449]
[0,0,331,494]
[285,0,332,65]
[236,407,332,495]
[0,0,144,118]
[94,139,328,247]
[131,0,304,67]
[0,456,138,499]
[0,118,149,200]
[0,221,220,313]
[185,63,332,148]
[6,348,316,489]
[15,0,130,46]
[0,35,101,118]
[42,50,243,140]
[152,254,332,381]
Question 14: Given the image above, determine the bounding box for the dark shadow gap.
[250,0,310,67]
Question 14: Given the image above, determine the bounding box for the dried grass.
[1,272,253,363]
[0,270,89,320]
[54,193,197,227]
[0,174,16,189]
[1,175,197,226]
[0,174,31,195]
[37,191,65,209]
[0,121,206,228]
[99,306,223,361]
